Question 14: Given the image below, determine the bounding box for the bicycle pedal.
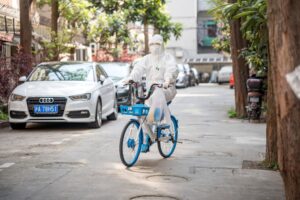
[141,144,150,153]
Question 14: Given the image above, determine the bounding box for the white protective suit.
[128,35,179,142]
[129,35,179,102]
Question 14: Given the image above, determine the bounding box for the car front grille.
[27,97,67,117]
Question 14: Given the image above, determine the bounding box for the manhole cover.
[35,162,84,169]
[197,151,233,157]
[186,123,210,126]
[146,175,188,183]
[130,195,179,200]
[189,166,238,175]
[180,138,200,144]
[15,152,39,157]
[199,135,231,139]
[29,144,57,149]
[127,166,154,174]
[0,152,39,159]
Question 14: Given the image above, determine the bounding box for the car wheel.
[107,96,118,120]
[10,123,26,130]
[89,99,102,128]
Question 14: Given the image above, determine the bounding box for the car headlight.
[10,94,26,101]
[69,93,91,101]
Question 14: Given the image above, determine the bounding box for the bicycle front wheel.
[119,119,143,167]
[157,115,178,158]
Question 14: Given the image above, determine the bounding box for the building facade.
[165,0,232,72]
[165,0,198,62]
[0,0,20,62]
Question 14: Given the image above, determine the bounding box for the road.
[0,84,284,200]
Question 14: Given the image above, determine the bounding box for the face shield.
[149,34,164,56]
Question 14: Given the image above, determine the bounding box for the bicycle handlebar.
[125,81,162,102]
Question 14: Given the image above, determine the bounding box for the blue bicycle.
[119,82,179,167]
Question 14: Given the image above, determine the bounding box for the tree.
[229,12,249,118]
[51,0,59,34]
[268,0,300,199]
[19,0,33,74]
[37,0,95,61]
[210,0,278,167]
[122,0,182,54]
[211,0,249,118]
[89,0,182,55]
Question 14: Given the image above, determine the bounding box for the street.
[0,84,284,200]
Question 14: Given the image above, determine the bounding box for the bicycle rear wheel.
[157,115,178,158]
[119,119,143,167]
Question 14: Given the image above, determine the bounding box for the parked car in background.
[9,62,118,129]
[100,62,142,107]
[209,70,219,83]
[176,64,189,88]
[217,65,233,84]
[191,68,199,85]
[183,64,196,86]
[229,73,234,89]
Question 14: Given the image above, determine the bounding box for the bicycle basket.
[120,104,150,116]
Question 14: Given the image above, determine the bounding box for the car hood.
[13,81,97,97]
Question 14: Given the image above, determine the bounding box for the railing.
[184,56,232,64]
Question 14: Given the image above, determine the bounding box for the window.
[96,65,107,81]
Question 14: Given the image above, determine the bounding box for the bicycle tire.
[157,115,178,158]
[119,119,143,167]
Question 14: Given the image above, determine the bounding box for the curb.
[0,121,9,128]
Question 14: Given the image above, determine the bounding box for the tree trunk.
[144,18,149,55]
[51,0,59,60]
[268,0,300,199]
[51,0,59,34]
[266,56,278,165]
[228,1,249,118]
[20,0,32,54]
[19,0,33,75]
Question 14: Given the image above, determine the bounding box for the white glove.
[163,81,170,89]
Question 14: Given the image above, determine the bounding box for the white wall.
[198,0,214,11]
[165,0,198,59]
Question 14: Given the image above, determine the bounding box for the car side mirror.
[19,76,27,82]
[99,75,106,84]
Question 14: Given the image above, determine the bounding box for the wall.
[165,0,198,61]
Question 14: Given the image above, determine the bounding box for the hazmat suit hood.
[149,34,165,57]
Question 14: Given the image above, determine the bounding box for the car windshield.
[177,64,185,72]
[220,66,232,72]
[101,63,130,82]
[28,63,94,81]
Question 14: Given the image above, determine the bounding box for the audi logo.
[39,97,54,104]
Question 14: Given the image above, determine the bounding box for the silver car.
[176,64,189,88]
[217,65,232,84]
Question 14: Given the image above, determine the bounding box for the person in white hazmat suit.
[126,34,179,152]
[128,34,179,103]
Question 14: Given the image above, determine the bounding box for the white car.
[217,65,233,84]
[8,62,118,129]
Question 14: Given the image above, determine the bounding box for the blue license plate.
[34,105,59,114]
